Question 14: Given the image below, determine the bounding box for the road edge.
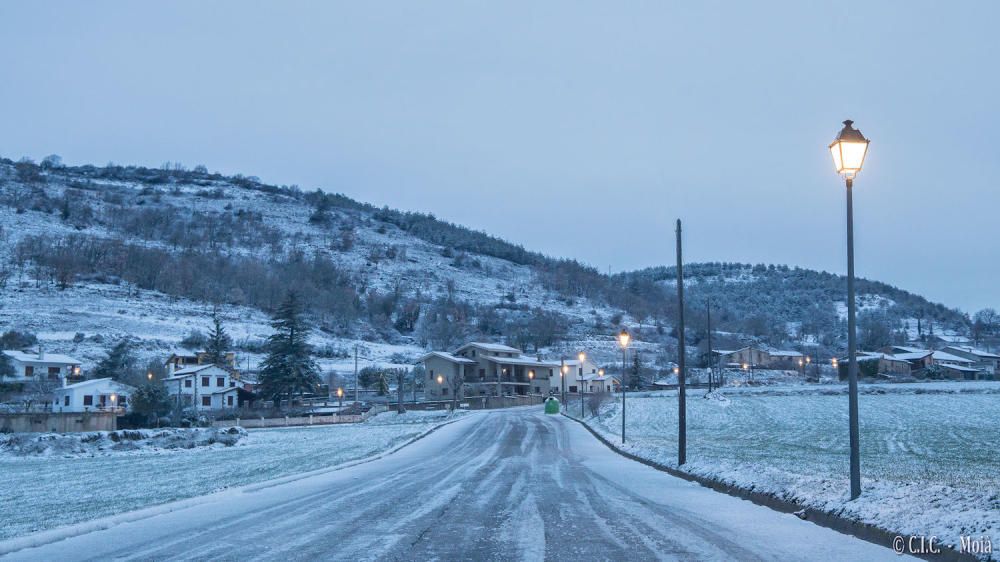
[561,413,977,562]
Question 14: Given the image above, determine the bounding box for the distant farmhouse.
[419,342,618,400]
[712,346,804,370]
[837,344,993,380]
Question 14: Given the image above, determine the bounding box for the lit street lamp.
[830,119,870,501]
[336,387,344,410]
[617,328,631,444]
[578,351,586,418]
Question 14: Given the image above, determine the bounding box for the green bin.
[544,397,560,414]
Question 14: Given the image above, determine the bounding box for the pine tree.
[376,372,389,396]
[205,306,232,366]
[0,352,13,382]
[258,293,321,405]
[93,339,137,381]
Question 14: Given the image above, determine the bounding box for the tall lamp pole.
[675,219,687,466]
[706,300,713,393]
[829,119,870,500]
[560,359,567,412]
[617,329,631,444]
[578,352,586,418]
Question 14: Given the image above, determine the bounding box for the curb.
[562,413,977,562]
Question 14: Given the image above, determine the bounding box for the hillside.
[0,156,974,374]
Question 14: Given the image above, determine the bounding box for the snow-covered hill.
[0,157,973,373]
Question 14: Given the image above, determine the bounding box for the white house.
[51,378,136,413]
[579,372,620,393]
[551,356,601,394]
[163,364,239,410]
[2,349,82,383]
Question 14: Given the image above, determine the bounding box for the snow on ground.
[0,427,246,457]
[0,410,464,541]
[580,381,1000,557]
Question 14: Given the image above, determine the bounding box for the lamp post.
[578,352,586,418]
[617,328,631,444]
[560,360,568,412]
[336,387,344,411]
[110,393,117,413]
[830,119,870,501]
[528,369,534,394]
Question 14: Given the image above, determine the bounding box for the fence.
[212,405,388,429]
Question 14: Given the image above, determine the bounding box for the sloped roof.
[931,350,975,364]
[418,351,476,364]
[452,342,522,354]
[943,346,1000,360]
[56,378,136,392]
[2,350,81,364]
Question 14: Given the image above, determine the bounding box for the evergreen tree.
[258,293,321,405]
[205,306,232,366]
[0,352,13,382]
[93,339,138,382]
[376,371,389,396]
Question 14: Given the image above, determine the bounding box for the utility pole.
[706,300,714,393]
[353,344,359,404]
[676,219,687,466]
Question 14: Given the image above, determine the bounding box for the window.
[202,396,211,407]
[49,366,61,376]
[25,366,34,376]
[185,379,192,388]
[569,385,577,393]
[216,377,225,387]
[64,395,70,407]
[479,368,485,379]
[442,388,449,396]
[83,395,93,406]
[428,369,434,380]
[227,395,234,406]
[201,376,209,387]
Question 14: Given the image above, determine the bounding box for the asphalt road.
[3,409,907,561]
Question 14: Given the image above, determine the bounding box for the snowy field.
[0,410,463,541]
[582,381,1000,555]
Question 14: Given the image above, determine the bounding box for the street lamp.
[336,387,344,410]
[560,361,568,412]
[830,118,869,501]
[617,328,631,444]
[110,393,117,412]
[578,352,586,418]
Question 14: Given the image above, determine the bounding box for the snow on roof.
[893,346,931,354]
[452,342,522,354]
[769,350,803,357]
[482,355,561,367]
[417,351,476,364]
[943,346,1000,360]
[171,364,225,376]
[57,378,136,391]
[2,350,81,364]
[940,364,982,372]
[890,352,932,361]
[931,351,975,364]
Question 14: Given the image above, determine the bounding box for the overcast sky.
[2,2,999,312]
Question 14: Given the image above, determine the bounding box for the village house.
[419,342,563,400]
[165,351,238,376]
[579,372,620,393]
[1,349,82,384]
[941,345,1000,376]
[712,346,804,370]
[163,364,240,410]
[838,353,913,378]
[51,378,136,413]
[552,355,602,394]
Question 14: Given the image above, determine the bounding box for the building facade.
[163,364,240,410]
[2,349,82,384]
[420,342,563,400]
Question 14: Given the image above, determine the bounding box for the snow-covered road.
[2,409,907,561]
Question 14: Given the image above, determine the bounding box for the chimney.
[38,344,44,361]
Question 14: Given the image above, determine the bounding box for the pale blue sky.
[2,2,999,312]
